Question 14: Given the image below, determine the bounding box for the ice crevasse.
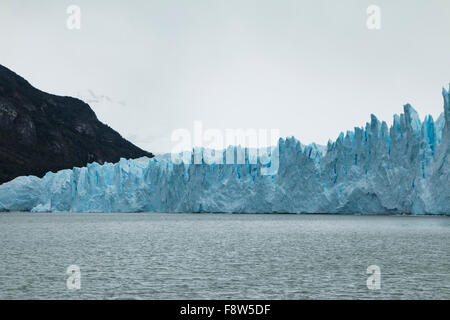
[0,86,449,214]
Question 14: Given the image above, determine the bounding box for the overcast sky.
[1,0,449,153]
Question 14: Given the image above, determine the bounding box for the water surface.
[0,213,449,299]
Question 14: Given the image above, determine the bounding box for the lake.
[0,213,449,299]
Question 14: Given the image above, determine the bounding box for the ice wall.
[0,87,449,214]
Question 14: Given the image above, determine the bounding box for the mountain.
[0,85,448,214]
[0,64,153,184]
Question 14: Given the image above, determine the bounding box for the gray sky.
[1,0,449,153]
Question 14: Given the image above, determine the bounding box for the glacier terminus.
[0,86,449,214]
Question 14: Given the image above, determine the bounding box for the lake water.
[0,213,449,300]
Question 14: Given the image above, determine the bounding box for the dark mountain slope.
[0,64,153,184]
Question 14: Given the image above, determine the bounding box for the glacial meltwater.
[0,213,449,299]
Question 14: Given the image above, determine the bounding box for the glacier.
[0,86,449,214]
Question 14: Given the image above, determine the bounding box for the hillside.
[0,64,153,184]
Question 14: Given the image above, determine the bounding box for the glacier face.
[0,87,449,214]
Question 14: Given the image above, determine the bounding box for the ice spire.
[443,84,450,136]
